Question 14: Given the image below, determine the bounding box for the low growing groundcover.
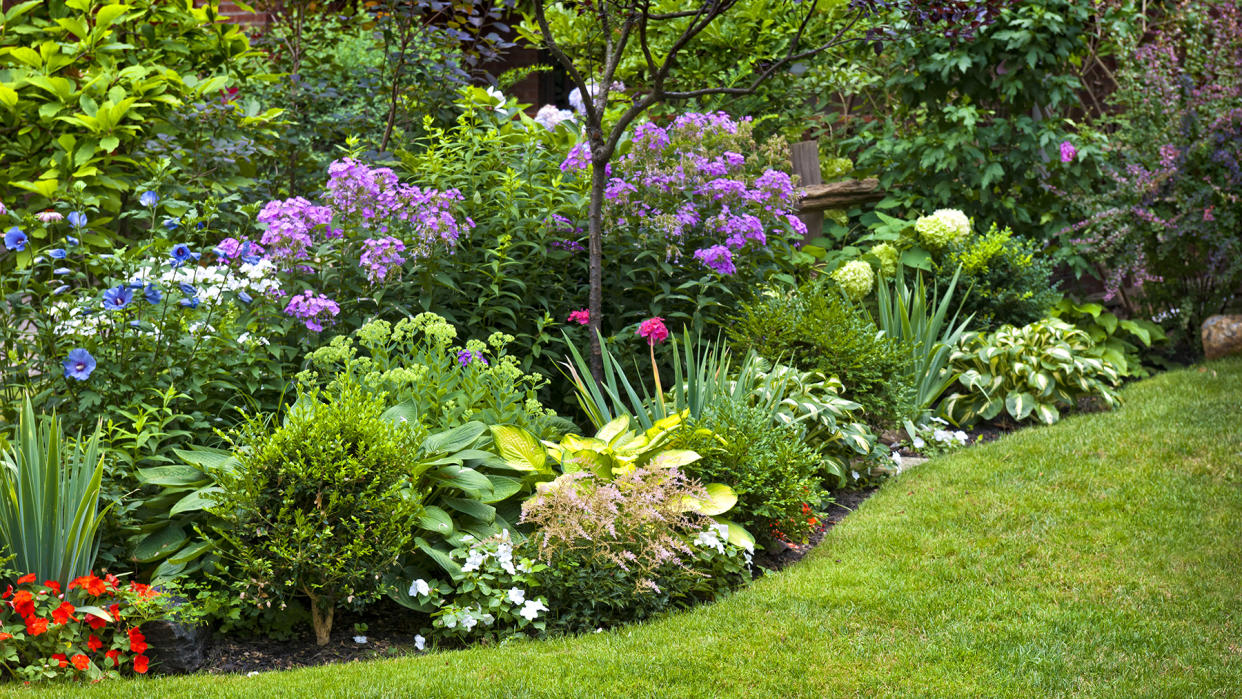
[30,358,1242,698]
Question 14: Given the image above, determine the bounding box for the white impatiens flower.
[409,579,430,597]
[932,428,954,444]
[912,436,926,450]
[507,587,526,605]
[461,549,486,573]
[353,635,368,644]
[519,599,548,621]
[414,634,426,651]
[461,612,479,631]
[693,526,726,555]
[954,430,969,444]
[485,86,505,106]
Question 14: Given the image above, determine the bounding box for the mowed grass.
[25,359,1242,698]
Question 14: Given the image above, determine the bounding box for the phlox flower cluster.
[578,112,803,277]
[283,291,340,332]
[257,197,334,264]
[533,104,575,131]
[325,158,471,253]
[359,237,406,283]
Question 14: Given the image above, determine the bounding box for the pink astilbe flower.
[637,317,669,345]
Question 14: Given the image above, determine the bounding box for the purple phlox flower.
[457,349,489,367]
[693,245,736,275]
[633,122,670,151]
[359,236,407,283]
[283,290,340,332]
[1060,141,1077,163]
[102,285,134,311]
[560,143,591,172]
[786,214,808,237]
[62,348,96,381]
[323,159,470,254]
[534,104,575,131]
[604,178,638,202]
[257,196,332,264]
[717,213,767,249]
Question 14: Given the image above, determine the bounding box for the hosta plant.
[1049,298,1167,378]
[940,318,1122,426]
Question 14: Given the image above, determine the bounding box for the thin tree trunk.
[304,589,334,646]
[587,150,607,381]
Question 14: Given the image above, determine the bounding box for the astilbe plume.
[520,468,713,593]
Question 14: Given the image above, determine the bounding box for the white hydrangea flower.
[831,260,875,300]
[915,208,971,249]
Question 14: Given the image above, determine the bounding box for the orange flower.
[69,575,109,597]
[132,654,149,674]
[12,590,35,618]
[105,649,120,667]
[15,573,35,585]
[51,601,76,625]
[0,632,11,641]
[25,617,48,636]
[128,628,147,655]
[51,653,68,668]
[128,582,159,600]
[71,654,90,671]
[43,580,61,596]
[87,634,103,652]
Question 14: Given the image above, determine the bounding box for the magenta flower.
[1060,141,1077,163]
[637,317,669,345]
[568,309,590,325]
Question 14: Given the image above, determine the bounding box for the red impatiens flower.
[86,614,107,630]
[71,654,90,671]
[128,627,147,655]
[2,585,11,599]
[87,634,103,652]
[44,580,61,596]
[69,575,109,597]
[567,308,590,325]
[52,601,76,625]
[105,649,120,667]
[104,573,120,589]
[128,582,159,600]
[132,654,149,674]
[25,617,48,636]
[12,590,35,618]
[0,632,11,641]
[15,574,35,585]
[51,653,68,668]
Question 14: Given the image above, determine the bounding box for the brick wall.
[208,1,270,27]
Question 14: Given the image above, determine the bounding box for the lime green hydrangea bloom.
[915,208,971,250]
[871,243,900,277]
[832,260,875,300]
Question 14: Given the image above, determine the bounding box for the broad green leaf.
[430,465,493,496]
[1005,391,1036,421]
[422,421,485,454]
[480,475,522,504]
[442,496,496,523]
[489,425,548,473]
[644,449,701,469]
[414,537,462,580]
[137,464,209,487]
[0,84,16,109]
[716,518,755,551]
[417,506,454,535]
[683,482,737,516]
[169,487,222,516]
[172,447,237,471]
[133,524,187,562]
[596,415,630,444]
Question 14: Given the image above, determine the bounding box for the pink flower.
[637,317,669,345]
[1059,141,1077,163]
[36,210,63,223]
[568,309,590,325]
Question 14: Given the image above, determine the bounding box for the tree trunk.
[587,151,607,382]
[304,590,334,646]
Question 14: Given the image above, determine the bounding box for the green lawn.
[28,359,1242,698]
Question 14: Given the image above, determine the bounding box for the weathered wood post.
[790,141,886,243]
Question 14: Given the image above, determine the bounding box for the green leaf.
[137,464,209,487]
[422,422,486,454]
[683,482,737,516]
[644,449,701,469]
[715,518,755,551]
[430,465,493,496]
[418,506,454,535]
[0,84,16,109]
[442,497,496,523]
[489,425,548,473]
[480,475,522,504]
[1005,392,1036,421]
[415,537,463,580]
[132,524,187,562]
[168,487,222,516]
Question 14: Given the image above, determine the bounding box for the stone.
[1202,314,1242,360]
[142,617,209,674]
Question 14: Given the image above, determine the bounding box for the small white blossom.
[507,587,526,605]
[519,599,548,621]
[353,635,368,644]
[414,634,426,651]
[462,548,486,572]
[409,579,430,597]
[912,436,926,450]
[953,430,969,444]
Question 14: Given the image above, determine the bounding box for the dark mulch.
[195,608,423,676]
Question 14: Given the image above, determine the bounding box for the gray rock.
[1202,314,1242,360]
[142,618,208,674]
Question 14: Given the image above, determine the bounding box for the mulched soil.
[197,607,424,675]
[753,486,878,572]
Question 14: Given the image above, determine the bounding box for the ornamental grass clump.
[212,378,429,646]
[520,467,749,633]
